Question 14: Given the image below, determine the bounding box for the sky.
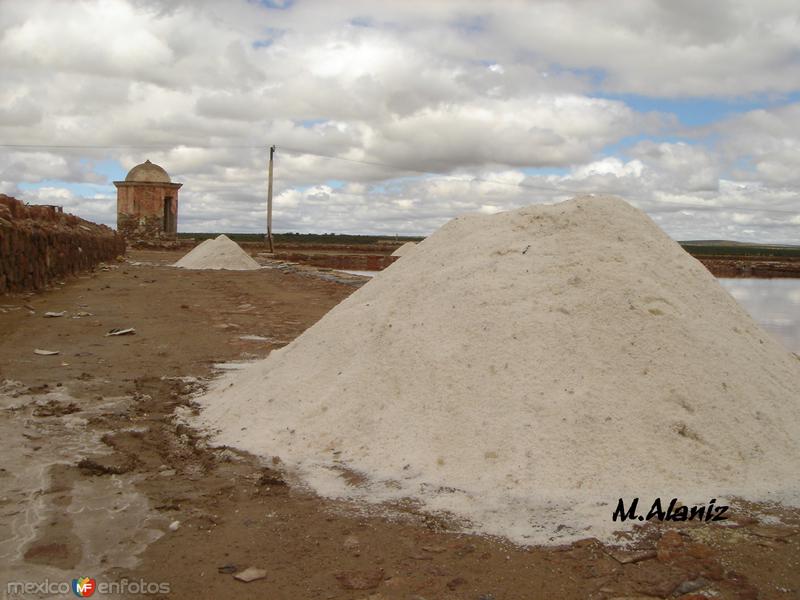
[1,0,799,242]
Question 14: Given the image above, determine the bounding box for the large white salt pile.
[195,196,800,545]
[174,235,260,270]
[391,241,417,257]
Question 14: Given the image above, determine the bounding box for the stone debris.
[334,569,384,590]
[233,567,267,583]
[106,328,136,336]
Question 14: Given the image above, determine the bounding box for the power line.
[1,141,798,218]
[0,143,263,149]
[0,140,589,194]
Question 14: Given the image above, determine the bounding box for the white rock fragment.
[233,567,267,583]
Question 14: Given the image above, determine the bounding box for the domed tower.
[113,160,183,240]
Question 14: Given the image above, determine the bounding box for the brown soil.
[0,250,798,600]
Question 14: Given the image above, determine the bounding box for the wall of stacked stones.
[0,194,126,294]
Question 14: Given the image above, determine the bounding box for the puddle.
[0,382,164,588]
[338,270,379,278]
[211,361,256,371]
[720,278,800,352]
[238,335,274,342]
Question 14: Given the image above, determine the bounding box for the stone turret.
[113,160,182,240]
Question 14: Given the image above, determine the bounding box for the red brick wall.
[0,194,126,294]
[116,183,180,240]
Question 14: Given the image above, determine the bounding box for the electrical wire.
[1,141,798,218]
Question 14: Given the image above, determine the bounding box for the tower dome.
[124,159,171,183]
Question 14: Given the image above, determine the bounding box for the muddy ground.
[0,250,798,600]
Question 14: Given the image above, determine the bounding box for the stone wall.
[115,181,181,241]
[0,194,126,294]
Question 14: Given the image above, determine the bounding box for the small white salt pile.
[391,241,417,257]
[174,235,260,270]
[195,196,800,545]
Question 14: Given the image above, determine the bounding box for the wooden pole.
[267,144,275,253]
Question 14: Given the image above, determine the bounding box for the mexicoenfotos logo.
[6,577,170,597]
[72,576,97,597]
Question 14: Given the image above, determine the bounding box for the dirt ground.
[0,250,798,600]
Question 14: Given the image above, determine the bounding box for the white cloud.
[0,0,797,243]
[717,103,800,186]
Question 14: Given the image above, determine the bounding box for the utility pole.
[266,144,275,253]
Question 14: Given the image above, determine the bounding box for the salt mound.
[391,241,417,257]
[174,235,260,270]
[195,196,800,545]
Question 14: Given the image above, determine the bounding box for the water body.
[719,278,800,353]
[339,270,381,278]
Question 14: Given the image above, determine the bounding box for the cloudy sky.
[1,0,799,242]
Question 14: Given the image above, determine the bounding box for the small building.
[113,160,182,240]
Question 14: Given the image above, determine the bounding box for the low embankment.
[0,194,126,294]
[695,256,800,278]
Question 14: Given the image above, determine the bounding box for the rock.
[630,566,687,598]
[749,525,797,539]
[217,564,237,574]
[686,542,714,559]
[656,529,685,562]
[446,576,466,591]
[673,578,709,595]
[106,327,136,336]
[604,547,657,564]
[77,456,135,476]
[455,543,477,556]
[258,467,286,486]
[334,569,384,590]
[609,597,670,600]
[343,535,360,553]
[572,537,602,548]
[168,520,180,531]
[33,400,80,417]
[233,567,267,582]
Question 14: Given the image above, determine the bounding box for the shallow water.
[719,278,800,353]
[339,269,380,277]
[0,384,164,587]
